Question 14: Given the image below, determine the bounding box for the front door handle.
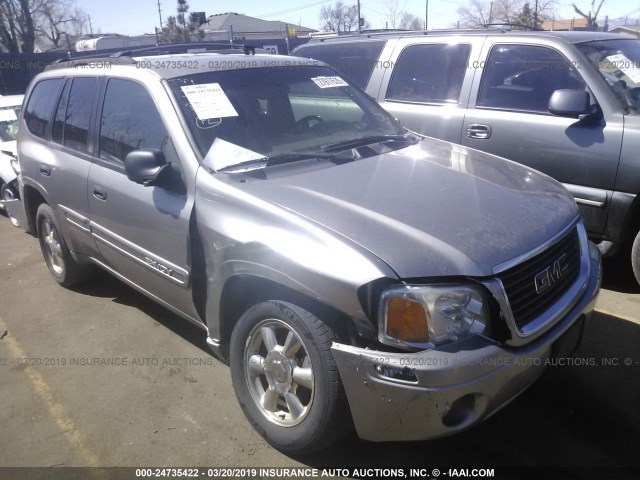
[39,164,51,176]
[93,185,107,201]
[465,124,492,139]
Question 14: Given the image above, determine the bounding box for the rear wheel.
[229,300,351,454]
[36,204,92,287]
[632,230,640,286]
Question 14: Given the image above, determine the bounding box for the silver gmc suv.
[15,44,601,453]
[293,30,640,285]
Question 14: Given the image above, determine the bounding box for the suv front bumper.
[331,241,601,442]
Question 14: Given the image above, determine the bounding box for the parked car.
[15,45,600,453]
[0,94,23,225]
[292,30,640,284]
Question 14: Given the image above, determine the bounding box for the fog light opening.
[442,394,478,427]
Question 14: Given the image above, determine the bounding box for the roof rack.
[308,26,510,42]
[46,42,257,70]
[483,23,542,31]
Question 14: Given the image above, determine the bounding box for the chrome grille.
[499,227,581,330]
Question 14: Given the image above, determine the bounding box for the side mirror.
[124,149,170,186]
[548,89,598,120]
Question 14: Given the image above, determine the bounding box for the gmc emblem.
[534,253,569,294]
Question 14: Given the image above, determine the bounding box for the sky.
[77,0,640,36]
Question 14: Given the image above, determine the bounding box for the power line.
[257,0,332,19]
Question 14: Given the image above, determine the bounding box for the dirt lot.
[0,216,638,480]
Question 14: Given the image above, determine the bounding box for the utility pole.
[88,15,93,34]
[488,2,493,24]
[425,0,428,30]
[157,0,163,28]
[357,0,361,33]
[534,0,539,29]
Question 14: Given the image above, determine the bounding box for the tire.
[632,230,640,287]
[229,300,351,454]
[36,204,92,287]
[1,183,19,226]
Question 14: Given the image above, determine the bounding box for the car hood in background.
[238,137,579,278]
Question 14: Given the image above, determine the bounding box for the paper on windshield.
[203,137,264,171]
[0,109,17,122]
[310,76,349,88]
[180,83,238,120]
[604,54,640,84]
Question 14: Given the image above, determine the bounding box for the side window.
[63,77,97,153]
[387,44,471,104]
[294,41,386,89]
[99,79,169,165]
[23,78,64,139]
[477,44,587,113]
[52,80,71,144]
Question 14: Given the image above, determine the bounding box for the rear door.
[87,77,200,322]
[374,36,485,143]
[21,76,99,257]
[461,40,624,236]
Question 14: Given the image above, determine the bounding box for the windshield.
[167,66,405,171]
[0,104,21,143]
[578,39,640,113]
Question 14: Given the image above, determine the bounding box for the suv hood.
[238,137,578,278]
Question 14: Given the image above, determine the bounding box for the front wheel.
[36,204,93,287]
[229,300,351,454]
[632,230,640,287]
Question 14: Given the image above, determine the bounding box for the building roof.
[609,25,640,37]
[200,12,316,34]
[541,17,589,31]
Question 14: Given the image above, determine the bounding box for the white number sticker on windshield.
[604,54,640,84]
[310,76,349,89]
[180,83,239,120]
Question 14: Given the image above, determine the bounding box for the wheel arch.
[22,184,48,235]
[215,275,369,363]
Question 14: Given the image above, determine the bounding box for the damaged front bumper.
[331,242,601,442]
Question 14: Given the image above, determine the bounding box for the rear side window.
[63,77,97,153]
[477,44,586,113]
[387,44,471,104]
[99,79,169,164]
[23,79,64,138]
[294,41,386,89]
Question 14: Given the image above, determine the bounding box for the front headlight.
[379,284,488,350]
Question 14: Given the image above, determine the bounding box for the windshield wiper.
[322,134,415,153]
[217,151,345,172]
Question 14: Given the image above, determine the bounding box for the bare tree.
[572,0,605,28]
[0,0,88,53]
[320,1,366,32]
[457,0,556,28]
[384,0,403,29]
[40,0,89,48]
[398,12,423,30]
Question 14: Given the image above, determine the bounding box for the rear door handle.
[465,124,492,139]
[39,164,51,176]
[93,185,107,201]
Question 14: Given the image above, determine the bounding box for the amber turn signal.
[386,296,430,342]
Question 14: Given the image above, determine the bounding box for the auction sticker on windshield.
[311,76,349,88]
[180,83,239,120]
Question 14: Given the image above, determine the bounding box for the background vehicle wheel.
[632,230,640,286]
[1,183,19,226]
[229,300,351,454]
[36,204,92,287]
